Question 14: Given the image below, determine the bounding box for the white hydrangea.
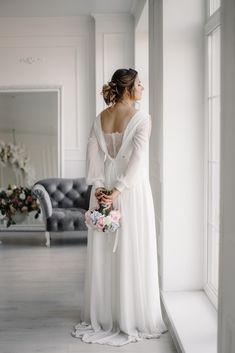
[19,193,26,200]
[0,140,36,186]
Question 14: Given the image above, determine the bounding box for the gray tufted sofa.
[32,178,92,247]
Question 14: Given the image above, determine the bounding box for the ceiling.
[0,0,140,17]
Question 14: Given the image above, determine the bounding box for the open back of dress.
[103,131,124,159]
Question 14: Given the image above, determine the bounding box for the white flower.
[6,189,13,196]
[0,139,36,185]
[19,193,26,200]
[104,215,112,226]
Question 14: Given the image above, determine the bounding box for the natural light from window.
[205,0,221,309]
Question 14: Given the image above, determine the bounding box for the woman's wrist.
[95,186,105,194]
[113,182,125,193]
[112,187,121,198]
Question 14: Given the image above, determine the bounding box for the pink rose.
[96,217,105,230]
[110,210,121,223]
[27,196,33,202]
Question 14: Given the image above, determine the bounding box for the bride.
[71,68,168,346]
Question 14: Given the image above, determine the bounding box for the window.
[209,0,221,16]
[204,1,221,309]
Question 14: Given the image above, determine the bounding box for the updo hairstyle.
[101,68,138,106]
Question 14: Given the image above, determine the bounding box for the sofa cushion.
[47,207,87,232]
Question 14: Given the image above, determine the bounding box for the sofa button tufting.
[33,178,92,246]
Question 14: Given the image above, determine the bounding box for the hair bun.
[108,81,116,88]
[101,82,117,106]
[101,68,138,106]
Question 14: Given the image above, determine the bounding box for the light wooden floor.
[0,234,177,353]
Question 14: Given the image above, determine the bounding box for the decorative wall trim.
[19,56,43,64]
[0,84,62,92]
[0,29,91,164]
[103,32,125,86]
[92,13,134,114]
[91,13,134,20]
[74,35,89,152]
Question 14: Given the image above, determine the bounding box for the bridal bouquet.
[85,189,121,233]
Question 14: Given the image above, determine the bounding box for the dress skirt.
[71,178,168,346]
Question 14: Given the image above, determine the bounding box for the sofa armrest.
[32,184,53,219]
[83,185,92,210]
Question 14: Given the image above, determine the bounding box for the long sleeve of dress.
[114,115,152,193]
[86,123,105,190]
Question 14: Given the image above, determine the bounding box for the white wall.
[0,16,95,179]
[0,16,134,180]
[163,0,205,291]
[149,0,205,291]
[149,0,164,290]
[92,13,134,114]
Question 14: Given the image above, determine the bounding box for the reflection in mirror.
[0,90,59,188]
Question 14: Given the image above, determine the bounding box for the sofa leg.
[45,231,51,247]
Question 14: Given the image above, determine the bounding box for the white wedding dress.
[71,110,168,346]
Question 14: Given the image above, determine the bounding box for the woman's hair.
[101,68,138,106]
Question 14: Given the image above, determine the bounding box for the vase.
[11,211,28,224]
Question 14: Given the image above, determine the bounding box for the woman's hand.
[102,188,121,207]
[95,187,106,204]
[95,187,121,207]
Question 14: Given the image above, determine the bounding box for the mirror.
[0,88,61,188]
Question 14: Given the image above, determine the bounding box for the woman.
[71,68,168,346]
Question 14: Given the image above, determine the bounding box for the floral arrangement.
[0,140,35,185]
[85,189,121,233]
[0,184,41,227]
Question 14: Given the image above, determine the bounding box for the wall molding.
[19,56,43,64]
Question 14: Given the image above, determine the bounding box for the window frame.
[203,3,221,310]
[207,0,221,18]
